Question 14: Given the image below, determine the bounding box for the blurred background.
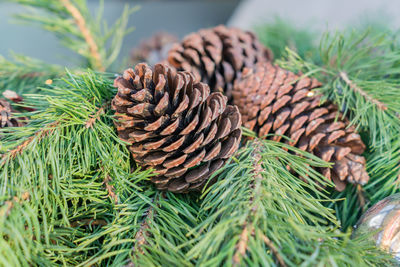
[1,0,400,66]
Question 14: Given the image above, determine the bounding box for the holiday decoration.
[353,193,400,261]
[0,98,24,128]
[131,32,178,66]
[112,63,242,193]
[232,62,369,190]
[167,25,273,102]
[1,0,399,265]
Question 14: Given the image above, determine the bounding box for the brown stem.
[356,184,366,210]
[3,121,59,161]
[103,175,118,204]
[0,192,30,218]
[70,218,107,228]
[339,72,387,111]
[233,140,265,266]
[261,233,288,267]
[125,197,158,267]
[233,224,250,266]
[85,107,105,129]
[133,205,154,254]
[60,0,105,71]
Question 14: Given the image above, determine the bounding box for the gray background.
[0,0,399,66]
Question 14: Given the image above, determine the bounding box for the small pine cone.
[131,32,178,66]
[0,99,24,128]
[233,63,369,191]
[112,63,242,193]
[167,25,272,102]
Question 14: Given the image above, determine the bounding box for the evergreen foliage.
[9,0,137,71]
[0,1,399,266]
[0,54,62,94]
[273,27,400,228]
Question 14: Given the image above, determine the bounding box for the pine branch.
[339,71,387,111]
[233,140,262,266]
[70,218,108,228]
[0,71,147,265]
[0,54,62,94]
[0,191,30,218]
[104,174,118,204]
[10,0,137,71]
[60,0,104,71]
[186,139,394,266]
[132,204,154,255]
[276,28,400,224]
[260,233,287,267]
[86,104,106,129]
[126,196,159,266]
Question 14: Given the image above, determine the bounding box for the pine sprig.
[0,54,62,94]
[9,0,137,71]
[0,71,150,265]
[277,29,400,150]
[183,139,394,266]
[276,27,400,227]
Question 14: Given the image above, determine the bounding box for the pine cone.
[112,63,242,193]
[167,25,272,102]
[233,63,369,191]
[131,32,178,66]
[0,99,24,128]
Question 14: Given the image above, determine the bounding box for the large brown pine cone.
[112,63,242,193]
[0,99,24,128]
[233,62,369,191]
[167,25,272,102]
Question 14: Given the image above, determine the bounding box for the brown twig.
[261,233,288,267]
[85,106,105,129]
[0,192,30,218]
[356,184,366,210]
[233,224,250,265]
[20,72,46,78]
[70,218,107,228]
[60,0,105,71]
[3,121,59,161]
[339,72,387,111]
[103,175,118,204]
[126,196,158,267]
[132,205,154,254]
[233,140,270,266]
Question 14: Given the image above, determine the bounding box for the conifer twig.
[0,192,30,218]
[339,72,387,110]
[103,175,118,204]
[85,106,105,129]
[4,121,59,160]
[233,140,280,266]
[233,140,287,266]
[60,0,104,71]
[126,196,158,267]
[261,233,287,267]
[70,218,107,228]
[233,224,250,266]
[356,184,366,210]
[133,205,154,254]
